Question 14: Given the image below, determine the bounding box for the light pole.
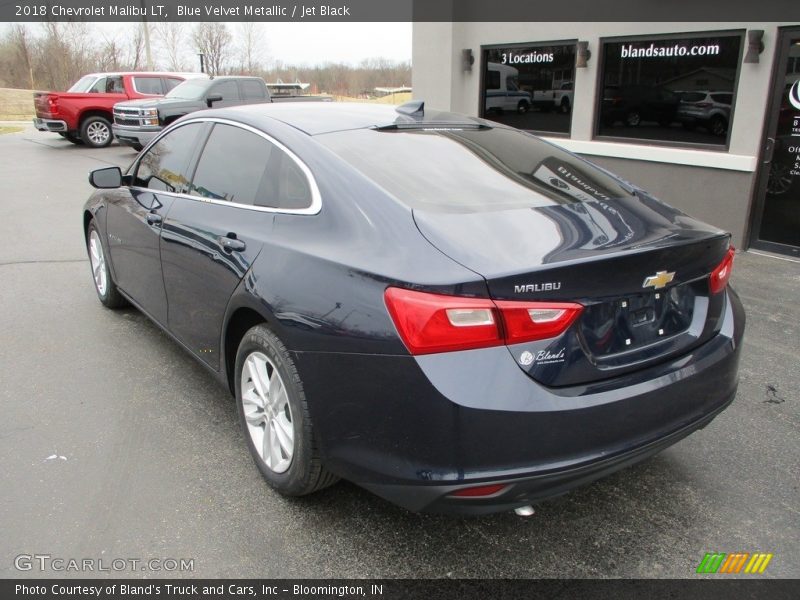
[198,53,205,73]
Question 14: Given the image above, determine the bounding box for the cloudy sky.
[6,21,412,67]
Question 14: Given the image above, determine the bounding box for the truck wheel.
[560,98,571,113]
[80,116,113,148]
[517,100,530,114]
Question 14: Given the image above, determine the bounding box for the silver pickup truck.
[113,76,332,150]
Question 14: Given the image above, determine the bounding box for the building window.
[481,42,577,135]
[596,32,743,147]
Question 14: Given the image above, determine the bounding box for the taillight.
[709,247,735,295]
[383,288,500,354]
[494,301,583,345]
[384,287,583,355]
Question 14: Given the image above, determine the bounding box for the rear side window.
[240,80,266,100]
[318,127,632,212]
[209,80,240,101]
[189,124,313,210]
[88,77,107,93]
[133,123,204,192]
[133,77,163,95]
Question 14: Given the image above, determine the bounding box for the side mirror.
[206,94,223,107]
[89,166,123,189]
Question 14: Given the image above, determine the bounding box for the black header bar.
[3,0,800,22]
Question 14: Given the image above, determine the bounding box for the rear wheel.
[80,116,113,148]
[517,100,530,114]
[710,115,728,137]
[559,97,571,113]
[235,324,338,496]
[87,221,127,308]
[625,110,642,127]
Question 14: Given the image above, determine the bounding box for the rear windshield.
[317,126,632,213]
[165,79,210,100]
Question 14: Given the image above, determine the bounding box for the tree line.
[0,22,411,95]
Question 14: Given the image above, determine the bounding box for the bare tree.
[192,23,232,76]
[9,25,36,89]
[236,23,264,74]
[154,22,187,71]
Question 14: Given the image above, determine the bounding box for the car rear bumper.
[33,118,68,132]
[292,287,745,514]
[112,125,160,147]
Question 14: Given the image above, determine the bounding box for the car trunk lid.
[413,195,731,386]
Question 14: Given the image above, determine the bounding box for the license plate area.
[579,283,697,357]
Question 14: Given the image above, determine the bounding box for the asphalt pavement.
[0,126,798,578]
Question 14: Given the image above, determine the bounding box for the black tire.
[710,115,728,137]
[80,115,113,148]
[517,100,530,114]
[59,132,84,145]
[86,220,127,308]
[559,97,571,114]
[235,324,338,496]
[625,110,642,127]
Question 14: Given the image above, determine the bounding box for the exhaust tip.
[514,505,535,517]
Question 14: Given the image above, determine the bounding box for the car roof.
[204,102,486,136]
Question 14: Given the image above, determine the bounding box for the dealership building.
[412,22,800,256]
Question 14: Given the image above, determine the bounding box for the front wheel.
[80,116,113,148]
[235,324,338,496]
[87,221,127,308]
[517,100,530,114]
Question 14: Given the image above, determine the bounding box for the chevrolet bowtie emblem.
[643,270,675,290]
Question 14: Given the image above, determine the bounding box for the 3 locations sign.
[482,42,576,135]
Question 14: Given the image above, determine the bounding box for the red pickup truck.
[33,72,205,147]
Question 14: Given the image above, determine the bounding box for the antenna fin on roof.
[395,100,424,117]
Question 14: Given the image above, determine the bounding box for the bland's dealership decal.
[790,80,800,111]
[620,42,721,58]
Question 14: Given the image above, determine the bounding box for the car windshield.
[317,126,633,213]
[68,75,99,93]
[165,79,209,100]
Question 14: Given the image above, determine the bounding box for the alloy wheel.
[86,121,110,146]
[88,230,108,296]
[240,351,294,473]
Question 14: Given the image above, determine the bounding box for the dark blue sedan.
[83,102,744,514]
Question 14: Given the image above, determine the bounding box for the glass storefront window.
[481,42,577,135]
[596,32,743,146]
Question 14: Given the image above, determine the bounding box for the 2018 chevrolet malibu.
[83,102,744,514]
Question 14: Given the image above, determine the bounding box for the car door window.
[134,123,204,192]
[133,76,163,95]
[240,80,266,100]
[209,80,240,101]
[189,123,313,210]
